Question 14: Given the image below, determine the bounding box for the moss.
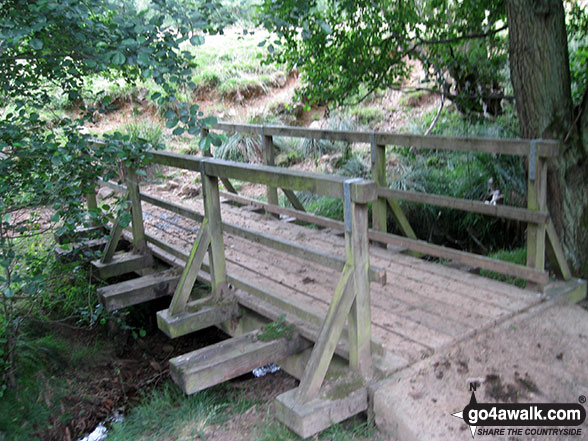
[326,376,366,401]
[257,315,294,341]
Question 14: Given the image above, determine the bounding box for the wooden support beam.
[92,251,152,279]
[296,265,355,403]
[203,174,227,299]
[170,330,310,395]
[126,167,148,254]
[385,197,417,240]
[546,219,572,280]
[168,219,210,316]
[526,156,547,290]
[157,300,240,339]
[347,201,372,379]
[100,216,124,263]
[98,270,178,311]
[275,386,367,439]
[281,188,306,212]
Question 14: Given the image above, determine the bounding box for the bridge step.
[91,251,152,279]
[170,330,309,395]
[275,384,368,439]
[98,270,179,311]
[55,225,105,245]
[55,237,108,263]
[156,300,240,339]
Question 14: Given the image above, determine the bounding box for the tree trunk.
[506,0,588,277]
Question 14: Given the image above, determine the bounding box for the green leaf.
[119,211,132,228]
[190,35,204,46]
[172,127,185,136]
[165,118,178,129]
[163,109,176,120]
[112,52,126,65]
[139,329,146,337]
[30,38,43,50]
[202,116,218,127]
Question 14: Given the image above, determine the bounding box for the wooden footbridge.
[62,123,586,438]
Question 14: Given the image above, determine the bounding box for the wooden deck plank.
[136,192,544,367]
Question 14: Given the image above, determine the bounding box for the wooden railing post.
[126,166,148,254]
[202,166,228,299]
[526,140,547,290]
[347,184,373,378]
[294,179,375,404]
[371,141,388,236]
[263,131,280,210]
[86,189,98,226]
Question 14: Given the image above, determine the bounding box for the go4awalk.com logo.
[452,383,586,438]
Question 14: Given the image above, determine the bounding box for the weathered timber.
[101,216,125,263]
[526,157,547,291]
[55,237,108,263]
[371,144,388,236]
[168,219,210,316]
[214,122,559,157]
[92,251,152,279]
[157,301,240,339]
[275,386,368,439]
[98,269,179,311]
[378,187,549,224]
[281,188,306,212]
[219,191,344,230]
[55,225,105,245]
[222,220,386,285]
[170,330,310,395]
[368,229,549,285]
[203,174,227,299]
[151,151,348,199]
[263,135,279,210]
[545,219,572,280]
[296,265,355,403]
[347,201,373,379]
[126,167,148,253]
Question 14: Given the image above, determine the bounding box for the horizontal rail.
[378,187,549,224]
[219,191,547,284]
[214,122,560,158]
[151,151,349,200]
[99,180,384,284]
[368,230,549,285]
[98,179,548,284]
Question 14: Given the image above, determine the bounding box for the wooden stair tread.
[98,269,178,311]
[170,330,310,395]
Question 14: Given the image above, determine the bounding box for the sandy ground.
[373,301,588,441]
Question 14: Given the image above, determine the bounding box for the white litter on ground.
[252,363,280,377]
[76,411,123,441]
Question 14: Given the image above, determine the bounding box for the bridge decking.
[138,187,548,372]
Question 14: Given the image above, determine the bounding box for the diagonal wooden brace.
[168,218,211,316]
[295,264,355,404]
[101,215,124,264]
